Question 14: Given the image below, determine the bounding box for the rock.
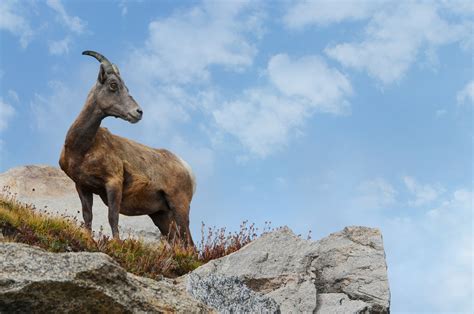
[0,165,391,312]
[187,227,318,313]
[187,226,390,313]
[312,226,390,312]
[0,165,160,241]
[317,293,370,313]
[187,273,279,313]
[0,242,212,313]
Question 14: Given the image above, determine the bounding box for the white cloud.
[30,81,78,135]
[1,0,87,50]
[457,80,474,105]
[240,184,256,193]
[213,88,307,157]
[0,98,15,132]
[323,2,471,84]
[343,178,472,311]
[403,176,444,207]
[29,65,96,143]
[275,176,288,189]
[0,0,33,48]
[385,186,473,312]
[120,0,268,159]
[119,0,128,16]
[212,54,352,158]
[0,140,5,164]
[130,84,192,137]
[439,0,474,16]
[124,2,353,159]
[283,0,384,29]
[435,109,447,117]
[123,79,226,143]
[268,54,352,114]
[417,188,472,310]
[7,90,19,103]
[0,96,16,167]
[426,188,472,220]
[48,36,71,56]
[354,178,397,209]
[46,0,86,34]
[126,0,262,84]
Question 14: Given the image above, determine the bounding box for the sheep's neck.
[65,94,104,155]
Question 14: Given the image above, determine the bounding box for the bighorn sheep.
[59,51,196,246]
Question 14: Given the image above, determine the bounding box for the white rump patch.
[177,155,197,194]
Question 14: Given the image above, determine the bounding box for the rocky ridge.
[0,226,390,313]
[0,165,390,312]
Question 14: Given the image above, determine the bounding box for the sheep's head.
[83,50,142,124]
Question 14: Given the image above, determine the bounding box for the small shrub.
[198,220,274,263]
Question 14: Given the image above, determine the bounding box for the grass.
[0,188,275,279]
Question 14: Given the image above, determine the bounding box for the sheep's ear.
[98,64,107,84]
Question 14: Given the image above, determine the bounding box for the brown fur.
[59,62,195,246]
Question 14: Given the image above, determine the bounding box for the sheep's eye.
[110,82,118,91]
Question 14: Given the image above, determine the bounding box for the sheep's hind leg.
[149,210,190,246]
[149,192,194,247]
[149,211,175,240]
[75,185,93,232]
[173,209,194,247]
[164,196,194,247]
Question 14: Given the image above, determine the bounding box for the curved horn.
[82,50,116,74]
[112,64,120,75]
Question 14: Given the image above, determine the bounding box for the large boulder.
[186,226,390,313]
[0,165,160,240]
[0,242,212,313]
[313,226,390,312]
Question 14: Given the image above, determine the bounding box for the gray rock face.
[317,293,371,313]
[0,242,211,313]
[0,165,160,241]
[313,226,390,312]
[187,226,390,313]
[188,227,319,312]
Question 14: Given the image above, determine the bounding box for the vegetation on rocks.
[0,188,273,279]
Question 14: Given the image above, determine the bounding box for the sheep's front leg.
[76,184,93,232]
[105,179,123,239]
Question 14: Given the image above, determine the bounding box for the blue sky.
[0,0,473,312]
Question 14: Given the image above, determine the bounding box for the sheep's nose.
[136,108,143,115]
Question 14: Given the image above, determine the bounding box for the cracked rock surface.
[187,226,390,313]
[313,226,390,312]
[0,242,211,313]
[317,293,371,313]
